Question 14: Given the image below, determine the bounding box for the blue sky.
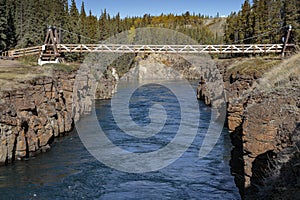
[73,0,245,18]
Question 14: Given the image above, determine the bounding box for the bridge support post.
[38,26,63,66]
[281,25,292,58]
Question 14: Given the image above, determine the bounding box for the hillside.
[204,17,226,38]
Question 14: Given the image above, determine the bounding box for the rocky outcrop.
[0,72,75,165]
[245,123,300,200]
[72,63,118,122]
[95,67,119,99]
[196,77,211,105]
[122,54,203,81]
[198,57,300,199]
[229,85,299,197]
[0,65,118,165]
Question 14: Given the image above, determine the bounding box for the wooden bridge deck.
[2,44,288,58]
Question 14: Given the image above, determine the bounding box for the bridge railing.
[56,44,284,54]
[5,46,42,58]
[3,43,290,58]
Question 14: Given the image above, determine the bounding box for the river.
[0,81,240,199]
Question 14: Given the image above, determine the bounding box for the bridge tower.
[38,26,63,66]
[281,25,292,58]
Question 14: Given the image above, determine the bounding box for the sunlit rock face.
[0,67,118,165]
[198,58,300,199]
[122,54,204,81]
[0,73,75,164]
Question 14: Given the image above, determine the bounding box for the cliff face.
[0,65,118,165]
[251,124,300,199]
[0,72,75,165]
[228,81,299,197]
[198,55,300,199]
[122,54,204,81]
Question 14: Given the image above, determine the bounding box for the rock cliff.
[198,55,300,199]
[229,83,299,198]
[0,72,75,164]
[122,54,204,81]
[0,63,118,165]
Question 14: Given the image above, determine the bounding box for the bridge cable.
[58,27,100,43]
[58,24,289,46]
[228,25,289,45]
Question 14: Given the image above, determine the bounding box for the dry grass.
[43,63,80,73]
[0,59,78,91]
[227,57,282,77]
[258,53,300,90]
[0,60,44,81]
[0,67,38,80]
[18,55,40,66]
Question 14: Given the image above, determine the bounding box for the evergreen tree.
[115,12,122,33]
[98,9,109,41]
[6,4,17,49]
[283,0,300,43]
[79,1,87,43]
[0,0,7,51]
[13,0,23,47]
[269,0,282,43]
[59,0,69,43]
[225,0,299,45]
[46,0,68,28]
[252,0,262,43]
[240,0,252,43]
[224,12,238,43]
[17,0,41,47]
[86,10,98,41]
[66,0,79,43]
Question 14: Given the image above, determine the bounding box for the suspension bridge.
[1,26,295,65]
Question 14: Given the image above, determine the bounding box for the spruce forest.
[225,0,299,44]
[0,0,299,53]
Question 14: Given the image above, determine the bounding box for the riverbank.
[199,54,300,199]
[0,60,118,165]
[0,61,77,164]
